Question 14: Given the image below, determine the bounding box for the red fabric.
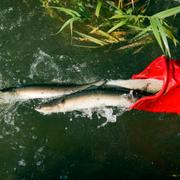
[130,55,180,114]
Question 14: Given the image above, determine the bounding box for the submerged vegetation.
[40,0,180,57]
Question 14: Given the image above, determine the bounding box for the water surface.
[0,1,179,180]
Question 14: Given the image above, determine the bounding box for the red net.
[131,55,180,114]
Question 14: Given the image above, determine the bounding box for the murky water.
[0,1,179,180]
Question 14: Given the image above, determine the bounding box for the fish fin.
[0,91,11,104]
[60,97,66,103]
[93,79,107,87]
[86,79,107,90]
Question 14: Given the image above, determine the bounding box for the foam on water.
[0,73,3,89]
[28,49,98,84]
[75,106,127,127]
[29,49,61,80]
[0,102,22,137]
[0,71,12,90]
[97,107,126,128]
[0,7,29,33]
[0,102,49,174]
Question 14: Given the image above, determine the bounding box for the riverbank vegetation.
[39,0,180,57]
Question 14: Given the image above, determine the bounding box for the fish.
[35,88,138,115]
[0,80,106,103]
[105,79,163,93]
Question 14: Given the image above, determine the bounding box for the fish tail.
[0,91,15,104]
[0,92,7,104]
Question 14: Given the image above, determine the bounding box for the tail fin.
[0,91,15,104]
[0,92,7,104]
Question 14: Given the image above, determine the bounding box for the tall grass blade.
[118,0,123,9]
[131,0,135,9]
[48,6,81,17]
[150,18,164,53]
[156,19,171,57]
[55,17,80,34]
[90,27,118,42]
[132,26,151,41]
[70,20,73,37]
[108,20,127,33]
[74,31,107,46]
[163,22,178,46]
[95,0,103,17]
[110,13,126,19]
[106,1,119,10]
[127,25,148,31]
[153,6,180,18]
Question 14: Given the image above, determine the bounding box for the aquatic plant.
[105,5,180,57]
[41,0,180,57]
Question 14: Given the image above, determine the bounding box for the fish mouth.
[34,106,42,112]
[34,105,53,115]
[34,106,44,114]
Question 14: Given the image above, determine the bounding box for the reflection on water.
[0,1,179,180]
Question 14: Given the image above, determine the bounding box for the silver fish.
[0,80,106,103]
[105,79,163,93]
[35,89,137,115]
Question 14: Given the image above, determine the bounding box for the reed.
[41,0,180,57]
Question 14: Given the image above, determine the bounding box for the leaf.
[108,20,127,33]
[89,27,118,42]
[74,31,107,46]
[156,19,171,57]
[117,0,123,9]
[127,25,148,31]
[153,6,180,19]
[95,0,103,17]
[163,22,178,46]
[132,26,151,41]
[48,6,81,17]
[55,17,80,34]
[110,13,126,19]
[106,1,119,9]
[72,44,99,48]
[70,20,73,37]
[131,0,135,9]
[150,18,164,53]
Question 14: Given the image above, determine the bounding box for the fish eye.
[37,105,41,109]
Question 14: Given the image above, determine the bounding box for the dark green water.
[0,1,179,180]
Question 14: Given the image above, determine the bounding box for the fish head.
[35,104,59,115]
[35,99,65,115]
